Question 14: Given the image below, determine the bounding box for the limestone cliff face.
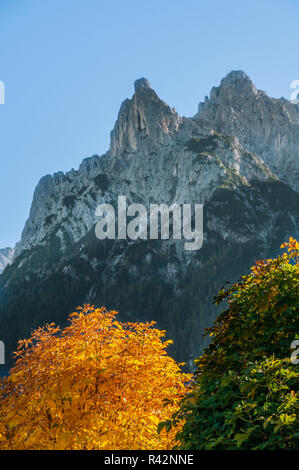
[1,72,299,367]
[195,70,299,192]
[14,77,276,259]
[110,78,182,157]
[0,248,14,274]
[14,156,105,258]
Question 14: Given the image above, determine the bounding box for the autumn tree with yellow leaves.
[0,306,191,450]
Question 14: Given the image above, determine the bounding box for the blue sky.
[0,0,298,248]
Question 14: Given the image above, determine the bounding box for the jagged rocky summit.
[196,70,299,192]
[1,71,299,368]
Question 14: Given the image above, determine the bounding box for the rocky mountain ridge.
[15,71,288,259]
[195,70,299,192]
[1,71,299,367]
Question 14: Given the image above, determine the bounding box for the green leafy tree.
[166,238,299,449]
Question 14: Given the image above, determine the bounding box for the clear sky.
[0,0,298,248]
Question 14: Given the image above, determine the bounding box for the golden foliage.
[0,305,191,450]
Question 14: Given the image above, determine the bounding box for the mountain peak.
[110,78,181,156]
[220,70,257,91]
[222,70,252,83]
[195,71,299,192]
[205,70,258,105]
[134,77,151,92]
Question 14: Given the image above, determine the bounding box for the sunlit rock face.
[0,248,14,274]
[110,78,182,157]
[195,70,299,192]
[1,72,299,368]
[14,75,277,259]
